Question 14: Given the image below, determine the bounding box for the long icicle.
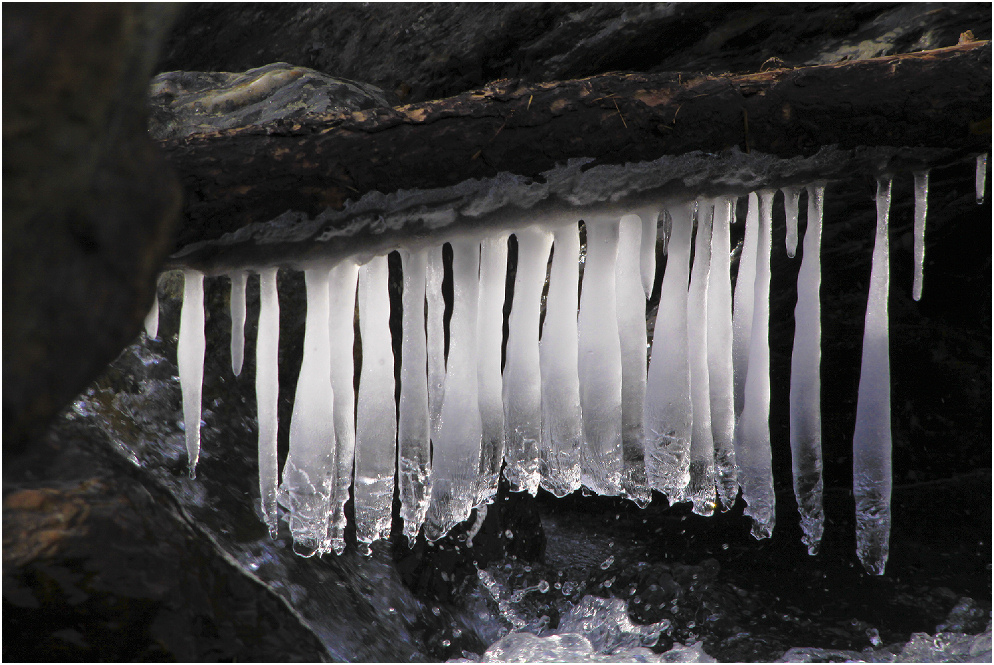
[977,153,988,204]
[912,171,930,301]
[853,177,893,575]
[426,245,446,443]
[783,186,801,259]
[178,269,206,477]
[790,185,826,555]
[477,234,509,505]
[732,193,760,420]
[735,189,776,540]
[256,268,280,538]
[707,197,738,510]
[398,249,432,544]
[230,271,248,376]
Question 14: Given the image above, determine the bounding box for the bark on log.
[161,41,991,260]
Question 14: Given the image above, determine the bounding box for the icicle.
[256,268,280,538]
[790,185,826,555]
[783,186,801,258]
[644,201,694,500]
[616,214,650,506]
[327,261,359,554]
[578,216,624,496]
[853,177,893,576]
[639,209,659,298]
[477,234,509,505]
[687,201,716,516]
[707,197,738,510]
[144,290,159,340]
[425,239,483,541]
[426,246,446,441]
[736,190,777,539]
[230,271,247,375]
[178,269,206,477]
[732,193,760,419]
[912,171,929,301]
[503,227,553,495]
[398,249,431,544]
[354,256,397,552]
[977,153,988,204]
[279,268,336,556]
[539,222,582,497]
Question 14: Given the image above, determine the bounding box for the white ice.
[539,221,582,497]
[327,261,359,554]
[425,238,483,541]
[639,209,659,298]
[853,177,893,576]
[230,271,247,375]
[354,255,397,551]
[178,269,206,477]
[279,268,336,555]
[426,245,446,442]
[477,234,509,505]
[644,201,694,500]
[977,153,988,204]
[144,291,159,340]
[707,197,738,510]
[912,171,929,301]
[783,186,801,258]
[578,216,624,496]
[256,268,280,538]
[790,185,826,555]
[687,200,716,516]
[503,227,553,495]
[398,248,431,544]
[735,190,776,540]
[616,214,651,506]
[732,193,759,419]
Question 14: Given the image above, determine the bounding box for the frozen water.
[790,185,826,555]
[639,208,660,297]
[578,216,623,497]
[735,190,776,540]
[732,192,759,419]
[279,268,336,555]
[398,248,432,544]
[912,171,929,301]
[427,245,447,442]
[354,256,397,549]
[178,269,206,476]
[783,186,801,258]
[478,234,509,504]
[977,153,988,204]
[327,261,359,554]
[707,197,738,510]
[853,177,893,575]
[616,214,651,507]
[425,238,483,541]
[687,200,716,516]
[144,290,159,340]
[229,270,247,375]
[256,268,280,538]
[503,227,553,495]
[644,201,694,500]
[539,222,582,497]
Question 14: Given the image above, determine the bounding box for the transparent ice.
[912,171,929,301]
[255,268,280,538]
[144,290,159,340]
[229,270,247,375]
[178,269,206,476]
[478,234,509,504]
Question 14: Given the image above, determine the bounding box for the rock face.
[3,4,183,453]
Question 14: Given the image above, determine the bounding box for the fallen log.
[160,41,991,271]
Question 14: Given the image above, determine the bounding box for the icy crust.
[168,145,957,274]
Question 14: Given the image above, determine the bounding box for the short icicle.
[735,190,776,540]
[539,221,582,497]
[426,245,446,442]
[477,234,509,505]
[144,290,159,340]
[687,200,716,516]
[503,227,553,495]
[256,268,280,538]
[327,261,359,554]
[279,268,336,556]
[230,270,248,375]
[853,177,894,576]
[398,249,431,544]
[354,256,397,553]
[783,186,801,258]
[912,171,929,301]
[425,239,483,541]
[178,269,206,477]
[977,153,988,204]
[707,197,738,510]
[644,201,694,501]
[732,193,760,419]
[790,185,826,555]
[616,214,651,506]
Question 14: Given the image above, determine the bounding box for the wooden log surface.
[161,41,991,260]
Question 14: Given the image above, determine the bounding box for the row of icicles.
[143,155,986,574]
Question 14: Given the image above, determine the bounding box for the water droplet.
[867,628,882,647]
[538,580,550,593]
[442,639,451,648]
[600,555,615,570]
[505,529,514,539]
[432,606,442,616]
